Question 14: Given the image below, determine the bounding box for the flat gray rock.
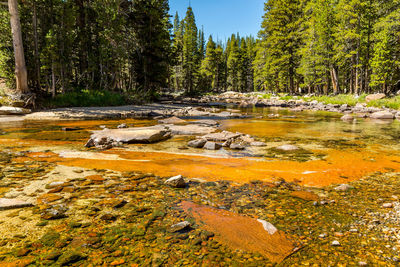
[158,116,186,124]
[190,119,219,126]
[0,198,33,210]
[89,126,171,144]
[203,131,242,142]
[250,141,267,147]
[370,111,394,120]
[0,106,31,115]
[164,124,217,135]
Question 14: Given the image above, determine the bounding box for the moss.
[266,147,316,162]
[40,231,61,247]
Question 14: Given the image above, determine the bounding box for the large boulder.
[86,126,171,147]
[370,111,394,120]
[365,93,386,103]
[0,106,31,115]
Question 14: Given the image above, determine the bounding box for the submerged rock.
[41,204,68,220]
[341,114,355,121]
[203,142,222,150]
[58,250,87,266]
[250,141,267,147]
[230,143,246,150]
[165,175,186,188]
[181,201,298,263]
[290,191,319,201]
[188,139,207,148]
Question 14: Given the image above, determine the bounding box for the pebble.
[334,184,352,192]
[331,240,341,246]
[382,203,393,208]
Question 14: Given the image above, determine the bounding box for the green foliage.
[43,90,127,108]
[370,7,400,92]
[254,0,305,93]
[303,94,366,106]
[367,96,400,110]
[0,6,14,88]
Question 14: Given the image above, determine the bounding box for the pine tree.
[130,0,172,97]
[200,35,217,90]
[254,0,305,93]
[298,0,338,95]
[370,3,400,93]
[227,34,240,91]
[182,6,199,94]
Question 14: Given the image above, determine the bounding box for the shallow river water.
[1,107,400,187]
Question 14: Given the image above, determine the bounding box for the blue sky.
[169,0,265,42]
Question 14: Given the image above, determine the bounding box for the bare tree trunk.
[51,62,56,98]
[330,68,339,95]
[8,0,29,94]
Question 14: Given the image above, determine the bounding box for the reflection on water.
[1,108,400,187]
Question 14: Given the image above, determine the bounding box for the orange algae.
[180,201,298,263]
[21,147,400,187]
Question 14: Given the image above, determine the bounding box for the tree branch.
[0,2,8,6]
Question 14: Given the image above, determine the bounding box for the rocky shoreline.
[1,92,399,122]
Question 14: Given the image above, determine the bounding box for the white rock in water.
[341,114,354,121]
[331,240,341,246]
[276,144,299,151]
[165,175,186,188]
[334,184,352,192]
[170,221,191,232]
[382,203,393,208]
[257,219,277,235]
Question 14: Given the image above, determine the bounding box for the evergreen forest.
[0,0,399,104]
